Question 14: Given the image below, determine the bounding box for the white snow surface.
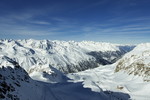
[115,43,150,81]
[121,43,150,66]
[68,64,150,100]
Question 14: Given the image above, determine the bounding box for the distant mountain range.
[0,39,134,74]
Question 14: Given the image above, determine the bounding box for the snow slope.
[115,43,150,81]
[68,64,150,100]
[0,55,130,100]
[68,43,150,100]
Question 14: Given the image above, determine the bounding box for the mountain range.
[0,39,149,100]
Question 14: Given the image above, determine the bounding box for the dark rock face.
[0,57,30,100]
[87,51,125,65]
[58,60,99,73]
[0,81,17,100]
[0,66,31,100]
[115,59,150,82]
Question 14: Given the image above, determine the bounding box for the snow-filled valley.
[0,39,150,100]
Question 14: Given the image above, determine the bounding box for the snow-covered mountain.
[0,55,130,100]
[67,43,150,100]
[1,39,149,100]
[0,39,134,75]
[115,43,150,81]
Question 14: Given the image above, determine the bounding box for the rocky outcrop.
[0,57,30,100]
[115,43,150,82]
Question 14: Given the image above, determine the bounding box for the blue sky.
[0,0,150,44]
